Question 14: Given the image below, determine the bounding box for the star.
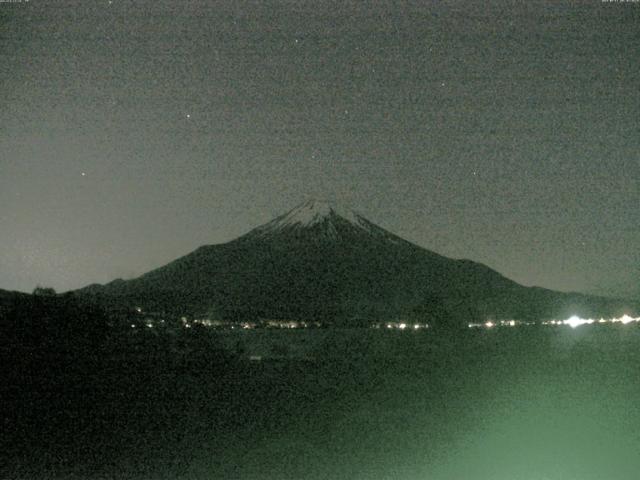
[186,114,191,119]
[81,172,86,177]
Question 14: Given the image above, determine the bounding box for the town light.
[563,316,593,328]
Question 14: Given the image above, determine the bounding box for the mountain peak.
[248,199,374,238]
[279,199,358,226]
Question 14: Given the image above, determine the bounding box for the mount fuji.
[77,200,634,327]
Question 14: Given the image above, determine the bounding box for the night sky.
[1,0,638,298]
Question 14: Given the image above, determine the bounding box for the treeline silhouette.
[0,291,108,369]
[0,290,233,369]
[0,290,238,479]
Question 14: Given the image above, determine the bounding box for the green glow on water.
[179,327,640,480]
[7,325,640,479]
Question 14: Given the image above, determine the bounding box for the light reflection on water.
[184,325,640,480]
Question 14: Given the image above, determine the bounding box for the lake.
[3,324,640,479]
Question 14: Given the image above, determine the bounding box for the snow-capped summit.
[250,199,377,238]
[270,200,364,227]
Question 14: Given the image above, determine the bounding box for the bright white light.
[563,316,593,328]
[399,323,407,330]
[484,321,494,328]
[619,314,636,325]
[414,324,420,330]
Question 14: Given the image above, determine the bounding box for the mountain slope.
[76,200,635,326]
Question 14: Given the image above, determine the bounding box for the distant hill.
[75,200,638,327]
[0,288,30,315]
[0,288,30,299]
